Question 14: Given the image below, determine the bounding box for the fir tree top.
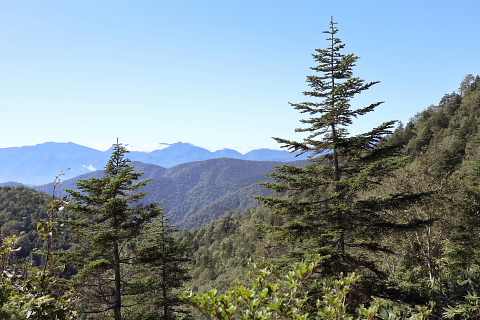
[275,18,392,165]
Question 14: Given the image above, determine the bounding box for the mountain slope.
[144,158,289,225]
[36,157,309,228]
[177,183,273,230]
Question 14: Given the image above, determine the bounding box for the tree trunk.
[113,241,122,320]
[331,123,345,256]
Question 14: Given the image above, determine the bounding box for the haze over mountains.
[0,141,309,185]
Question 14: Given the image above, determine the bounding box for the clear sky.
[1,1,479,152]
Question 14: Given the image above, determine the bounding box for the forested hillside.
[36,158,308,228]
[174,205,286,294]
[178,74,480,319]
[0,186,52,259]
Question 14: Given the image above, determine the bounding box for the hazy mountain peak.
[0,142,310,185]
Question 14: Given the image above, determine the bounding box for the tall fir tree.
[131,218,191,320]
[256,19,428,278]
[64,142,189,320]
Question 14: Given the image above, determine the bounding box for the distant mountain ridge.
[33,158,309,229]
[0,142,310,185]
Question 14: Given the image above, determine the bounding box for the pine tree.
[256,19,428,277]
[131,218,191,320]
[64,142,188,320]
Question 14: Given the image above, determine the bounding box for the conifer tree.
[64,142,189,320]
[131,218,192,320]
[256,19,428,277]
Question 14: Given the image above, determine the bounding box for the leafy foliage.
[0,178,77,319]
[182,260,434,320]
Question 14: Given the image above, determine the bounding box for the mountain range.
[0,142,310,185]
[32,158,309,229]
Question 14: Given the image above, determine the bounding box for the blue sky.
[1,1,479,152]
